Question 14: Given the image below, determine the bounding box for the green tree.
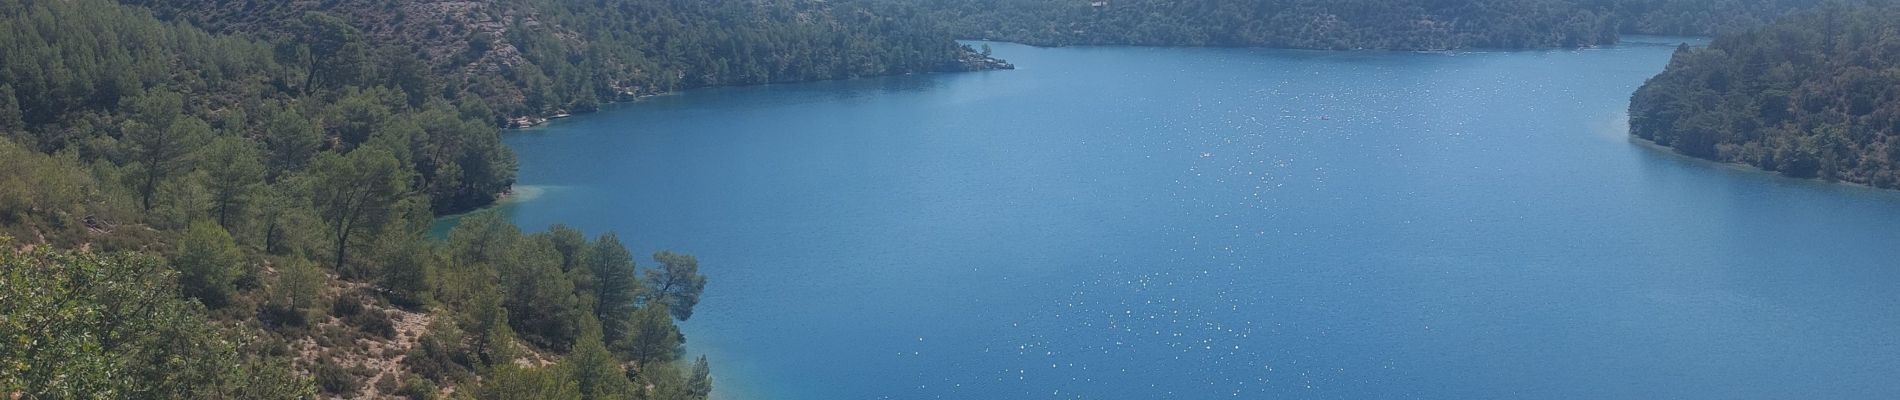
[686,355,714,400]
[298,12,370,91]
[261,105,321,179]
[498,238,585,350]
[126,97,211,211]
[565,329,635,400]
[201,136,265,228]
[646,251,708,321]
[590,233,640,343]
[375,232,435,308]
[173,221,243,308]
[546,225,599,314]
[411,102,515,214]
[639,361,693,400]
[0,84,22,133]
[263,257,325,327]
[329,87,396,148]
[256,177,318,255]
[310,147,412,272]
[618,303,680,369]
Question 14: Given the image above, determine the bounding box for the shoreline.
[503,51,1012,130]
[1627,136,1892,193]
[426,185,549,238]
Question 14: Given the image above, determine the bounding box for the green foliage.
[202,135,265,228]
[262,257,325,328]
[0,243,313,399]
[0,84,21,132]
[315,359,362,395]
[351,307,398,339]
[502,240,586,350]
[121,0,1001,123]
[687,355,714,400]
[407,100,517,212]
[879,0,1834,50]
[328,86,397,149]
[311,146,414,273]
[591,233,642,344]
[260,104,322,179]
[256,177,321,255]
[174,221,244,308]
[618,302,683,369]
[0,138,131,247]
[646,251,708,321]
[481,364,581,400]
[298,12,372,91]
[547,225,598,311]
[565,330,637,400]
[0,1,769,397]
[0,0,285,133]
[399,375,439,400]
[1630,4,1900,187]
[447,213,585,350]
[418,215,716,392]
[637,360,701,400]
[375,231,437,308]
[403,318,477,384]
[2,0,517,217]
[125,93,213,212]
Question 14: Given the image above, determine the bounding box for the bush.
[332,297,364,318]
[257,303,308,329]
[398,376,438,400]
[173,221,242,308]
[314,360,361,395]
[351,309,396,339]
[374,373,401,395]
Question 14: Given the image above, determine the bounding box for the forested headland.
[1629,3,1900,187]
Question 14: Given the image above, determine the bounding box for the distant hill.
[866,0,1837,50]
[1630,4,1900,187]
[122,0,1007,124]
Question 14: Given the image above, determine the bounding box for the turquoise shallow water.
[490,38,1900,399]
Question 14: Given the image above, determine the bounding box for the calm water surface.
[490,39,1900,399]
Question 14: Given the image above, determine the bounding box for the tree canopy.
[867,0,1842,50]
[1630,4,1900,186]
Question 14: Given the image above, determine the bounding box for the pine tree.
[201,136,264,229]
[173,221,243,308]
[310,147,411,272]
[646,251,707,321]
[591,233,641,343]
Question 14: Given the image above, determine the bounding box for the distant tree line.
[1631,3,1900,187]
[121,0,1006,124]
[864,0,1850,50]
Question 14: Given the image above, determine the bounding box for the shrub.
[351,309,396,339]
[398,376,438,400]
[315,360,361,395]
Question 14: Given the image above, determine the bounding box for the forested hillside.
[1630,4,1900,187]
[122,0,1009,125]
[876,0,1838,50]
[0,1,711,398]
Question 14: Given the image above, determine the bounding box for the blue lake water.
[489,39,1900,399]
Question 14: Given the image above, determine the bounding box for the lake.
[487,39,1900,399]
